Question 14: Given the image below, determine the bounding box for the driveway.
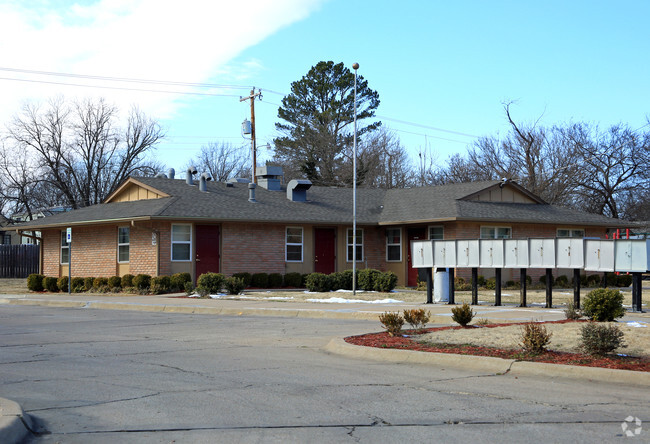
[0,305,647,443]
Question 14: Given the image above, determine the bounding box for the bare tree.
[561,122,650,218]
[187,142,250,182]
[6,98,164,209]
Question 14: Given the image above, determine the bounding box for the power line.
[375,115,479,138]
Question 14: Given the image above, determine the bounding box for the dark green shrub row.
[28,272,193,294]
[304,269,398,293]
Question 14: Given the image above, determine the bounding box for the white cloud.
[0,0,324,122]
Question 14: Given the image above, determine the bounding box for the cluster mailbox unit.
[411,238,648,311]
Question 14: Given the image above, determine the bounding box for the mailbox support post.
[545,268,553,308]
[519,268,527,307]
[471,268,478,305]
[448,268,455,305]
[632,272,643,312]
[426,268,433,304]
[573,269,581,309]
[494,268,502,306]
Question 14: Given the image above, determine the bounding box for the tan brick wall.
[221,222,285,275]
[42,229,60,277]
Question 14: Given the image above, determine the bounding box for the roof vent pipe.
[186,166,197,185]
[168,168,175,179]
[248,183,257,203]
[155,172,166,178]
[199,173,212,192]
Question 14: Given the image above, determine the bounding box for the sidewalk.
[0,291,648,324]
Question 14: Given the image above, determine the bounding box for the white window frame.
[117,226,130,263]
[480,226,511,239]
[60,230,69,264]
[171,224,192,262]
[386,228,402,262]
[557,228,585,238]
[285,227,303,262]
[428,225,444,240]
[346,228,364,262]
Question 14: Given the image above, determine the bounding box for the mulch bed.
[345,320,650,372]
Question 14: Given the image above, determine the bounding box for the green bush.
[403,308,431,331]
[84,277,95,291]
[580,274,588,286]
[151,276,171,294]
[305,273,331,292]
[56,276,69,292]
[477,275,486,287]
[43,276,59,292]
[27,274,45,291]
[451,303,476,327]
[184,281,195,295]
[579,322,626,356]
[327,272,346,291]
[71,277,85,293]
[454,277,465,290]
[484,277,496,290]
[283,272,303,288]
[586,274,601,288]
[520,322,552,354]
[196,272,225,294]
[581,288,625,322]
[132,274,151,291]
[357,268,381,291]
[379,311,404,336]
[250,273,269,288]
[554,275,569,288]
[121,274,134,288]
[108,276,122,288]
[224,277,246,295]
[232,272,252,287]
[93,277,109,288]
[525,275,532,285]
[268,273,283,288]
[539,273,554,285]
[170,272,192,291]
[374,271,398,292]
[616,274,633,287]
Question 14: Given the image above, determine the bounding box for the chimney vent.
[287,179,312,202]
[256,165,283,190]
[168,168,175,179]
[199,173,212,192]
[186,166,197,185]
[248,183,257,203]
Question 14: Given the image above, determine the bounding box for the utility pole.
[240,88,262,183]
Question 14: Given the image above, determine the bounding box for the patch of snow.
[306,297,404,304]
[626,321,647,328]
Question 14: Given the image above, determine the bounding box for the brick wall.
[221,222,285,275]
[42,229,60,277]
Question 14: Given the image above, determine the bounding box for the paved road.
[0,305,647,443]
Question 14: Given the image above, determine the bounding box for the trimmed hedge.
[305,270,397,293]
[121,274,134,288]
[250,273,269,288]
[43,276,59,292]
[197,272,225,294]
[225,276,246,295]
[132,274,151,290]
[305,273,331,292]
[170,272,192,291]
[232,272,252,287]
[57,276,69,292]
[357,269,381,291]
[27,274,45,291]
[268,273,283,288]
[108,276,122,288]
[283,272,303,288]
[71,277,85,292]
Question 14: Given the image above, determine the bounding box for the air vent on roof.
[248,183,257,203]
[168,168,175,179]
[186,167,197,185]
[287,179,312,202]
[256,165,283,191]
[199,173,212,192]
[227,178,251,184]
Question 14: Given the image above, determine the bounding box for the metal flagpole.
[352,63,359,296]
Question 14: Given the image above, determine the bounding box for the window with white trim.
[347,228,363,262]
[557,228,584,238]
[429,226,444,240]
[60,231,69,264]
[285,227,303,262]
[480,226,511,239]
[386,228,401,261]
[171,224,192,261]
[118,227,130,263]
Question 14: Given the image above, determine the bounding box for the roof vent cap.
[287,179,312,202]
[186,166,198,185]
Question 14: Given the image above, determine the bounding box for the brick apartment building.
[14,169,632,286]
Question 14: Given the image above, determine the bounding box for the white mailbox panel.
[615,239,650,272]
[556,238,584,269]
[479,239,504,268]
[410,240,433,268]
[456,239,480,268]
[504,239,529,268]
[528,238,556,268]
[584,239,615,272]
[433,240,457,268]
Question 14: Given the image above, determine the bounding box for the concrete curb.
[324,337,650,387]
[0,398,33,444]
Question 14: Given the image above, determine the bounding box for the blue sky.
[0,0,648,176]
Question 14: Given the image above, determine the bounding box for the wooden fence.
[0,244,40,278]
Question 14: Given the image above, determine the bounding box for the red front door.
[196,225,220,277]
[314,228,336,274]
[407,227,427,286]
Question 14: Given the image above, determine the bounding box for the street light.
[352,62,359,296]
